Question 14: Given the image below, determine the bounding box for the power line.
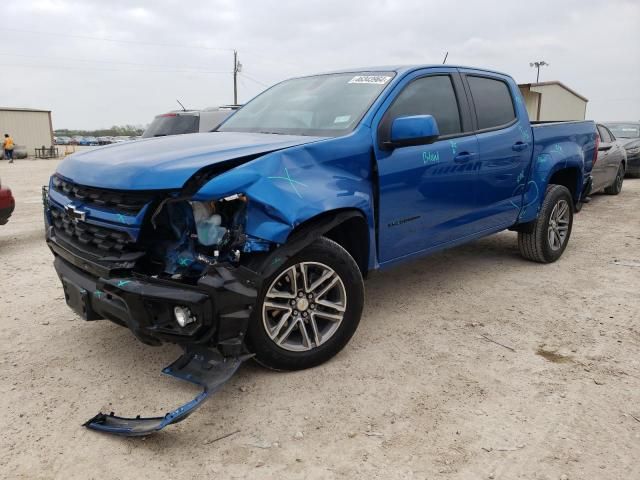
[2,27,234,52]
[2,62,232,75]
[0,52,230,72]
[239,72,270,87]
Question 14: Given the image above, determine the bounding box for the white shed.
[518,82,588,121]
[0,107,54,156]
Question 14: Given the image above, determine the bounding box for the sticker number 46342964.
[348,75,392,85]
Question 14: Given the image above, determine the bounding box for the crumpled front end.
[44,130,375,435]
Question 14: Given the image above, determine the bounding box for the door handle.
[512,142,528,152]
[454,152,476,163]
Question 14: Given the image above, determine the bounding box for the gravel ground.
[1,158,639,480]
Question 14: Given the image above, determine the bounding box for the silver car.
[591,123,627,195]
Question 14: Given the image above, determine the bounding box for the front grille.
[50,206,133,254]
[51,175,156,213]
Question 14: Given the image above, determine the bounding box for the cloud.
[1,0,638,128]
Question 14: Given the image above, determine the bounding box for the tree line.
[54,125,145,137]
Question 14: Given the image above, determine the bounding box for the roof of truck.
[321,64,509,76]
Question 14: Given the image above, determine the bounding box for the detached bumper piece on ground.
[84,346,250,436]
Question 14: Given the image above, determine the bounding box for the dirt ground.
[1,158,639,480]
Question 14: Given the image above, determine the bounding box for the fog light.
[174,306,196,327]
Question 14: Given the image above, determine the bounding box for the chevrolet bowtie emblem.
[65,204,86,222]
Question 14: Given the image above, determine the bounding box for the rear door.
[593,125,614,190]
[373,68,479,262]
[460,71,533,230]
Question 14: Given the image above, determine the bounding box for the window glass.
[467,76,516,130]
[385,75,462,136]
[219,72,395,137]
[143,114,199,138]
[598,126,612,143]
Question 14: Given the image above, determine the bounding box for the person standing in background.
[3,133,14,163]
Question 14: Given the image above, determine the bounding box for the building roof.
[518,81,588,102]
[0,107,51,113]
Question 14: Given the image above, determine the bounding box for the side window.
[467,76,516,130]
[604,127,615,142]
[384,75,462,136]
[598,126,611,143]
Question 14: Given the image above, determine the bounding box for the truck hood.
[56,132,326,190]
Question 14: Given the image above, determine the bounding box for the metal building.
[518,82,588,121]
[0,107,54,156]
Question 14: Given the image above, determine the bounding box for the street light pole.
[529,61,549,82]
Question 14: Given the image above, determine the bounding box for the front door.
[373,70,479,263]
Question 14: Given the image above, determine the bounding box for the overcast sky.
[1,0,638,129]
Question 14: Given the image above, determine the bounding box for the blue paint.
[116,280,131,287]
[267,167,308,199]
[449,140,458,155]
[518,124,532,142]
[94,290,103,298]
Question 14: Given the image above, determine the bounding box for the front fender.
[191,130,376,245]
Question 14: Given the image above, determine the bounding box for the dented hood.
[56,132,326,190]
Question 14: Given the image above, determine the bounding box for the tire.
[247,237,364,371]
[604,164,624,195]
[518,184,574,263]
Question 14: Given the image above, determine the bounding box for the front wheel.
[247,237,364,371]
[604,164,624,195]
[518,184,574,263]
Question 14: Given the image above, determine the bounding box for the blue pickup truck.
[45,65,597,435]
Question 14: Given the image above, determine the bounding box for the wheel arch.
[289,208,370,277]
[254,208,372,280]
[547,166,582,204]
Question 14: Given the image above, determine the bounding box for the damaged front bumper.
[85,346,251,436]
[48,227,258,352]
[46,227,260,435]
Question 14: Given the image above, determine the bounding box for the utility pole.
[233,50,242,105]
[529,60,549,82]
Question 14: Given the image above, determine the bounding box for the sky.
[1,0,638,130]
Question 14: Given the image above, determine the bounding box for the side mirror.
[388,115,440,148]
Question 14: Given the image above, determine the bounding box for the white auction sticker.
[348,75,392,85]
[334,115,351,124]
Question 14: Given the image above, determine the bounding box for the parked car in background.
[80,136,99,146]
[590,124,627,195]
[0,178,15,225]
[55,136,71,145]
[142,106,239,138]
[97,136,113,145]
[70,136,83,145]
[604,122,640,177]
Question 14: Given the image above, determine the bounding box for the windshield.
[606,123,640,139]
[218,72,395,136]
[143,114,199,138]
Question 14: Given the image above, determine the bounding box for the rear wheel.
[247,237,364,371]
[518,184,574,263]
[604,164,624,195]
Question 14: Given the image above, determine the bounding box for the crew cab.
[44,65,597,435]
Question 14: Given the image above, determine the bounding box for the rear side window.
[384,75,462,136]
[597,126,611,143]
[467,76,516,130]
[142,114,199,138]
